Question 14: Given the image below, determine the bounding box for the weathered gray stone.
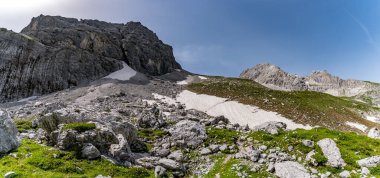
[200,148,212,155]
[302,140,314,148]
[136,156,160,169]
[168,150,183,162]
[368,128,380,139]
[339,170,350,178]
[158,158,181,170]
[155,165,167,177]
[209,144,220,153]
[253,121,286,135]
[168,120,207,148]
[4,172,16,178]
[109,134,131,160]
[81,143,101,159]
[154,148,170,157]
[235,147,261,162]
[274,161,311,178]
[357,156,380,168]
[317,138,346,168]
[0,110,19,153]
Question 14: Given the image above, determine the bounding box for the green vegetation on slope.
[15,120,33,133]
[248,128,380,173]
[195,127,380,177]
[188,77,380,132]
[63,123,96,132]
[0,139,153,178]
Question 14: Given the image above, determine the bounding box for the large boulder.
[168,120,207,148]
[368,128,380,139]
[317,138,346,168]
[274,161,310,178]
[357,156,380,168]
[0,110,19,153]
[54,124,119,152]
[81,143,101,159]
[138,107,165,129]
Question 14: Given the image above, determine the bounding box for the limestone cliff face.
[0,15,182,102]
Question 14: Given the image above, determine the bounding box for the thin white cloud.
[174,44,223,63]
[344,8,380,52]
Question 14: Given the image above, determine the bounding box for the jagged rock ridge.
[240,64,377,99]
[0,15,181,102]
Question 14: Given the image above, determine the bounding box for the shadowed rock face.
[0,15,181,102]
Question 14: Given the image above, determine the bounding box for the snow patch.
[17,96,39,102]
[198,76,208,80]
[152,93,177,105]
[75,83,114,105]
[176,80,188,85]
[104,62,136,81]
[366,116,380,123]
[345,122,367,132]
[154,90,312,130]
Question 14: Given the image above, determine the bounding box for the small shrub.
[206,127,238,145]
[39,113,60,134]
[138,129,169,139]
[15,120,33,133]
[313,149,328,165]
[63,123,96,132]
[370,166,380,176]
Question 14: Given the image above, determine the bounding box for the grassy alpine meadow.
[187,77,380,133]
[194,127,380,177]
[0,139,154,178]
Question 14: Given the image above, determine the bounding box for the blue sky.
[1,0,380,82]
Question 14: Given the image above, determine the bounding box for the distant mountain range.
[240,63,380,106]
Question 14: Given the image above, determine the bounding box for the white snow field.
[198,76,208,80]
[366,116,380,123]
[345,122,368,132]
[154,90,312,130]
[176,80,189,85]
[104,62,136,81]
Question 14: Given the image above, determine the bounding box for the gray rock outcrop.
[317,138,346,168]
[274,161,311,178]
[168,120,207,148]
[253,121,287,135]
[81,143,101,159]
[357,156,380,168]
[0,110,19,153]
[368,128,380,139]
[0,15,181,102]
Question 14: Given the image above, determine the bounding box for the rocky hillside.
[2,15,380,178]
[240,64,380,106]
[0,77,380,177]
[0,15,181,102]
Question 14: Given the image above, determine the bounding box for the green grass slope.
[199,127,380,177]
[187,77,380,133]
[0,140,153,178]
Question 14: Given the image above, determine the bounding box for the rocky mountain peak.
[0,15,182,102]
[240,63,370,97]
[240,64,307,91]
